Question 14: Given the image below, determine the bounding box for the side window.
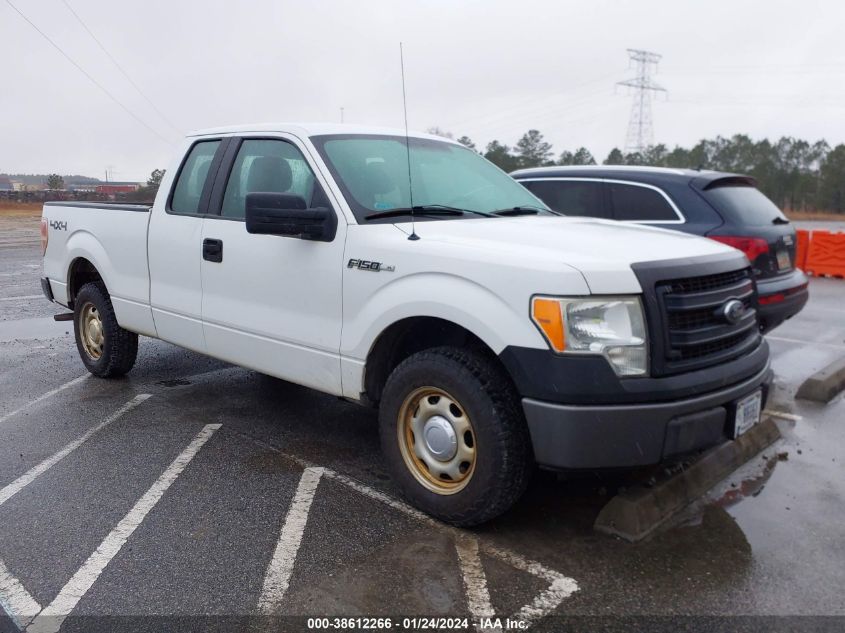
[521,180,608,218]
[221,139,325,219]
[170,140,221,214]
[608,183,679,222]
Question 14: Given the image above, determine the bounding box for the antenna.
[399,42,419,241]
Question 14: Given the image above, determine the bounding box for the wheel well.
[363,317,507,405]
[67,258,103,308]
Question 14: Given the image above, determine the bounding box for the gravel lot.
[1,211,844,632]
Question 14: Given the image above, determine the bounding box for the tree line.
[432,128,845,214]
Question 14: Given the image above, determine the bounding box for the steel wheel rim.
[397,386,477,495]
[79,302,104,360]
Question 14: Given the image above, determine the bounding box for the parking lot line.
[0,557,41,630]
[321,469,580,626]
[0,374,89,427]
[26,423,222,633]
[767,335,845,350]
[0,394,152,508]
[455,536,497,631]
[0,295,42,302]
[258,466,324,615]
[485,547,579,627]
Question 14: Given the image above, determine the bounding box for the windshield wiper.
[772,216,790,225]
[492,206,558,216]
[364,205,493,220]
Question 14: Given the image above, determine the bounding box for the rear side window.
[221,139,321,219]
[608,183,679,222]
[521,180,608,218]
[701,185,787,226]
[170,140,221,214]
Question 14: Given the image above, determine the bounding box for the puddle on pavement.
[0,316,71,342]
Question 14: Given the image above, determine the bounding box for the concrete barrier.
[594,417,781,542]
[796,357,845,403]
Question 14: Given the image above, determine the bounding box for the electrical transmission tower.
[617,49,666,153]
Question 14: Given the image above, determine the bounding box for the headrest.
[246,156,292,193]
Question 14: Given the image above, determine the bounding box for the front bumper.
[757,268,809,332]
[523,362,773,470]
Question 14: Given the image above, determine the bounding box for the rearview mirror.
[245,192,337,242]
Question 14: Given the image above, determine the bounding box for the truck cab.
[40,123,772,525]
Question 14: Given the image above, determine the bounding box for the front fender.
[341,271,549,360]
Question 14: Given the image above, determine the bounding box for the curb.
[593,417,781,542]
[795,357,845,403]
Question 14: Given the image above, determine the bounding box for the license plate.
[733,390,762,438]
[776,248,791,270]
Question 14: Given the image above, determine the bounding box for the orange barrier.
[805,230,845,279]
[795,229,810,271]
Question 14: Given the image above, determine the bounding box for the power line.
[59,0,182,135]
[3,0,174,146]
[617,49,666,152]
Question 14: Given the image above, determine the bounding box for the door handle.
[203,238,223,263]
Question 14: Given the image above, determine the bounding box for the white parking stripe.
[0,394,152,508]
[0,375,89,426]
[484,546,579,627]
[0,558,41,630]
[455,537,498,632]
[0,295,43,302]
[321,469,579,627]
[767,335,845,350]
[258,467,323,615]
[26,423,221,633]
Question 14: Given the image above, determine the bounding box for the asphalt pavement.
[1,212,844,632]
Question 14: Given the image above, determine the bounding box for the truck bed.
[42,201,156,337]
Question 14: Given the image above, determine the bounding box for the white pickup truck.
[40,123,772,525]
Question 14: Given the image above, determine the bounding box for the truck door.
[148,138,226,352]
[199,136,346,395]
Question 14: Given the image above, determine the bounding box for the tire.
[73,282,138,378]
[379,346,532,526]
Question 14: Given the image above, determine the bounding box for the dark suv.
[511,166,809,333]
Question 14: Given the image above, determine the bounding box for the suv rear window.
[701,184,787,226]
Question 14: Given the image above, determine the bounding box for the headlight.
[531,296,648,376]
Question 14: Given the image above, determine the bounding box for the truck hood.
[398,215,740,293]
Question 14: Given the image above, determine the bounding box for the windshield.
[310,134,550,223]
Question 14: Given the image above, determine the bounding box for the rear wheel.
[379,346,532,526]
[73,282,138,378]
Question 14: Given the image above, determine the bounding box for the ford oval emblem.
[720,299,745,325]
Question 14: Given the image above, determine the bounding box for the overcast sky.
[2,0,844,181]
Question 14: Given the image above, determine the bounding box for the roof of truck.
[187,122,456,142]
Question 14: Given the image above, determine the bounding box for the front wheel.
[73,282,138,378]
[379,347,532,526]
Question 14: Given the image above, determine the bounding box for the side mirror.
[245,192,337,242]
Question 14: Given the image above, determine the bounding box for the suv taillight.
[40,218,49,256]
[708,235,769,263]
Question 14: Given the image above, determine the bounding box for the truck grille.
[634,260,762,377]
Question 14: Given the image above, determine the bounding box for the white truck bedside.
[40,123,772,525]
